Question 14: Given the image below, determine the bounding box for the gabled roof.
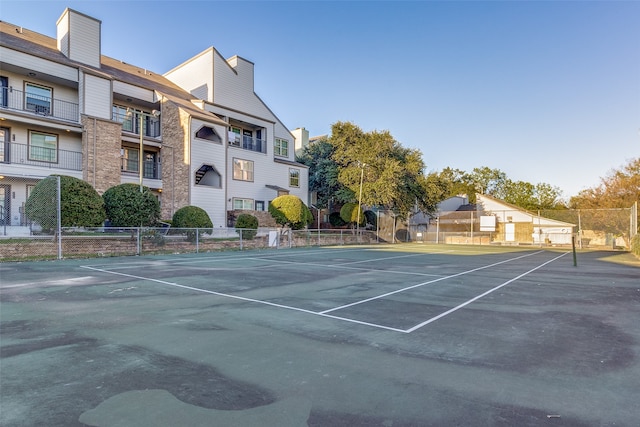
[0,20,227,127]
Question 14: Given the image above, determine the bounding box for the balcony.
[229,134,267,154]
[121,157,161,180]
[0,86,79,122]
[0,142,82,171]
[112,111,161,138]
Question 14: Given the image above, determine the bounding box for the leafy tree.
[469,167,508,198]
[25,175,105,232]
[570,157,640,210]
[268,195,313,230]
[329,121,446,220]
[296,137,343,210]
[340,202,365,227]
[235,213,259,239]
[103,183,160,227]
[569,157,640,238]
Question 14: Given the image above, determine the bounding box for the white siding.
[0,47,78,83]
[213,54,272,118]
[83,73,111,119]
[112,81,155,103]
[190,118,227,227]
[56,11,69,58]
[66,10,101,68]
[164,49,214,101]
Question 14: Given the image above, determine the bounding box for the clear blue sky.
[2,0,638,199]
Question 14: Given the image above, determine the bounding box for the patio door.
[0,185,10,226]
[0,127,9,163]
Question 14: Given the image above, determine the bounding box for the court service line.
[80,265,407,333]
[319,250,546,315]
[332,251,453,266]
[404,252,569,332]
[245,257,446,278]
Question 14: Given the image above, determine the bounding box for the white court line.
[86,247,367,270]
[404,252,569,332]
[246,257,446,278]
[80,265,407,333]
[319,251,546,314]
[333,251,452,266]
[80,249,562,334]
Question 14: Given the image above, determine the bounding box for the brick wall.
[81,116,122,194]
[159,101,190,219]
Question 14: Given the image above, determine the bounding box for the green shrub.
[103,184,160,227]
[172,206,213,241]
[25,175,105,232]
[340,202,365,226]
[236,213,259,240]
[268,195,313,230]
[329,212,347,227]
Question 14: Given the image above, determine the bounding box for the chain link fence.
[404,205,637,249]
[0,224,378,261]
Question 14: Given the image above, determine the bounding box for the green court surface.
[1,244,639,426]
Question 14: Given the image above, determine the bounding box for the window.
[121,147,139,172]
[195,126,221,143]
[229,127,241,146]
[255,201,265,211]
[233,158,254,181]
[25,83,52,115]
[233,198,253,210]
[28,131,58,162]
[112,104,134,131]
[274,138,289,157]
[289,168,300,187]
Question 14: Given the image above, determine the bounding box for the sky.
[2,0,638,199]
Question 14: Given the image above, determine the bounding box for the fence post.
[196,228,199,253]
[56,175,62,260]
[136,227,141,256]
[240,228,243,251]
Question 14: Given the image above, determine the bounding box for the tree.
[570,157,640,210]
[339,202,365,227]
[102,184,160,227]
[329,121,446,220]
[268,195,313,230]
[296,137,343,210]
[25,175,105,232]
[569,157,640,239]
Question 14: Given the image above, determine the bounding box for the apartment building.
[0,8,308,232]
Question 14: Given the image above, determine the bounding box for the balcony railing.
[0,142,82,171]
[112,111,161,138]
[121,157,162,180]
[0,86,79,122]
[229,135,267,154]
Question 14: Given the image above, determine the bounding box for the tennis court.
[1,244,639,426]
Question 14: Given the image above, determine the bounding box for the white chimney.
[56,8,101,68]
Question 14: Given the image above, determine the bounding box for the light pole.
[127,108,160,192]
[356,162,366,237]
